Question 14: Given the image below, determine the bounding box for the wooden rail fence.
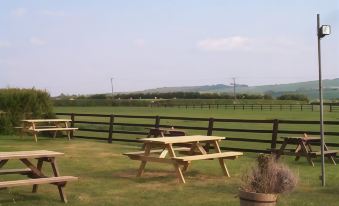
[150,104,339,112]
[56,113,339,154]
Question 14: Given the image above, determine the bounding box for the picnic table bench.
[124,135,243,183]
[274,135,337,167]
[0,150,78,203]
[19,119,78,142]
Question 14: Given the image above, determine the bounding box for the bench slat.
[0,176,78,188]
[0,168,31,175]
[123,147,191,156]
[172,152,243,162]
[33,128,78,132]
[309,150,337,156]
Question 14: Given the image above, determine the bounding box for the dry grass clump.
[240,154,297,194]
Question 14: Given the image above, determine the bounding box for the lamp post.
[317,14,331,187]
[110,77,114,102]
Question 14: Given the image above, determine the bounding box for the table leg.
[299,141,314,167]
[50,158,68,203]
[0,160,8,169]
[276,140,288,159]
[212,140,230,177]
[32,123,38,142]
[20,159,46,177]
[324,144,336,165]
[294,145,301,161]
[137,143,151,177]
[32,159,44,193]
[166,144,185,183]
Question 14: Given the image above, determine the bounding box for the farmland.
[0,106,338,206]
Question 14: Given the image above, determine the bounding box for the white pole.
[110,77,114,101]
[317,14,325,187]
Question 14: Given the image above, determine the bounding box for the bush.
[277,94,309,102]
[241,154,297,194]
[0,88,54,134]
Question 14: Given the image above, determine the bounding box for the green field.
[0,107,339,206]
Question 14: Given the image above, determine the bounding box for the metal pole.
[232,77,236,102]
[110,77,114,101]
[317,14,325,187]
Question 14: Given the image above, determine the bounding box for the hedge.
[0,88,54,134]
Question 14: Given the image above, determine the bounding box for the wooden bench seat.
[0,176,78,189]
[124,147,191,156]
[172,152,243,163]
[309,150,337,157]
[0,168,32,175]
[33,128,78,132]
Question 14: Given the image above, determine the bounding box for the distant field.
[0,107,338,205]
[54,106,339,152]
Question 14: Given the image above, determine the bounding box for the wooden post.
[108,114,114,143]
[205,118,215,152]
[155,116,160,128]
[271,119,279,149]
[330,104,332,112]
[312,104,314,112]
[301,105,303,111]
[207,118,214,136]
[70,113,75,139]
[261,105,263,111]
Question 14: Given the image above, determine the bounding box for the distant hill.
[137,78,339,100]
[140,84,248,93]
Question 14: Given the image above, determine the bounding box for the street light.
[317,14,331,187]
[110,77,114,102]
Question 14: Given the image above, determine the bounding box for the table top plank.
[140,135,225,144]
[21,119,72,123]
[0,150,64,160]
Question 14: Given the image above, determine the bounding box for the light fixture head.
[319,25,331,38]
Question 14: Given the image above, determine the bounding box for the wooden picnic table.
[124,135,243,183]
[275,136,337,166]
[20,119,78,142]
[0,150,78,203]
[146,127,186,138]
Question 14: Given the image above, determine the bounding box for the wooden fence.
[150,104,339,112]
[56,112,339,153]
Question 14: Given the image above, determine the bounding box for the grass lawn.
[0,107,338,205]
[0,137,338,206]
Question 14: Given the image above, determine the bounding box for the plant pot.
[239,190,278,206]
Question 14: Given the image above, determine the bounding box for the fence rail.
[56,112,339,153]
[150,103,339,112]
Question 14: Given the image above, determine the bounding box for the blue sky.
[0,0,338,96]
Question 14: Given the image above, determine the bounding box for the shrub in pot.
[239,154,297,206]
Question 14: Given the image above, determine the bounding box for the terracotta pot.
[239,190,278,206]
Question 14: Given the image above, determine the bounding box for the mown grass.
[0,135,338,206]
[0,107,338,205]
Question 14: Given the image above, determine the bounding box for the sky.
[0,0,338,96]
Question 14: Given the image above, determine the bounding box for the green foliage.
[277,94,309,102]
[0,88,54,134]
[114,92,271,100]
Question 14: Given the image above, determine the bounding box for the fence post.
[330,104,332,112]
[155,115,160,128]
[271,119,279,149]
[205,118,215,152]
[70,113,75,139]
[312,104,314,112]
[108,114,114,143]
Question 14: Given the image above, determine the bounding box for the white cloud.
[0,41,11,48]
[11,8,27,17]
[29,37,46,46]
[197,36,251,51]
[41,10,66,17]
